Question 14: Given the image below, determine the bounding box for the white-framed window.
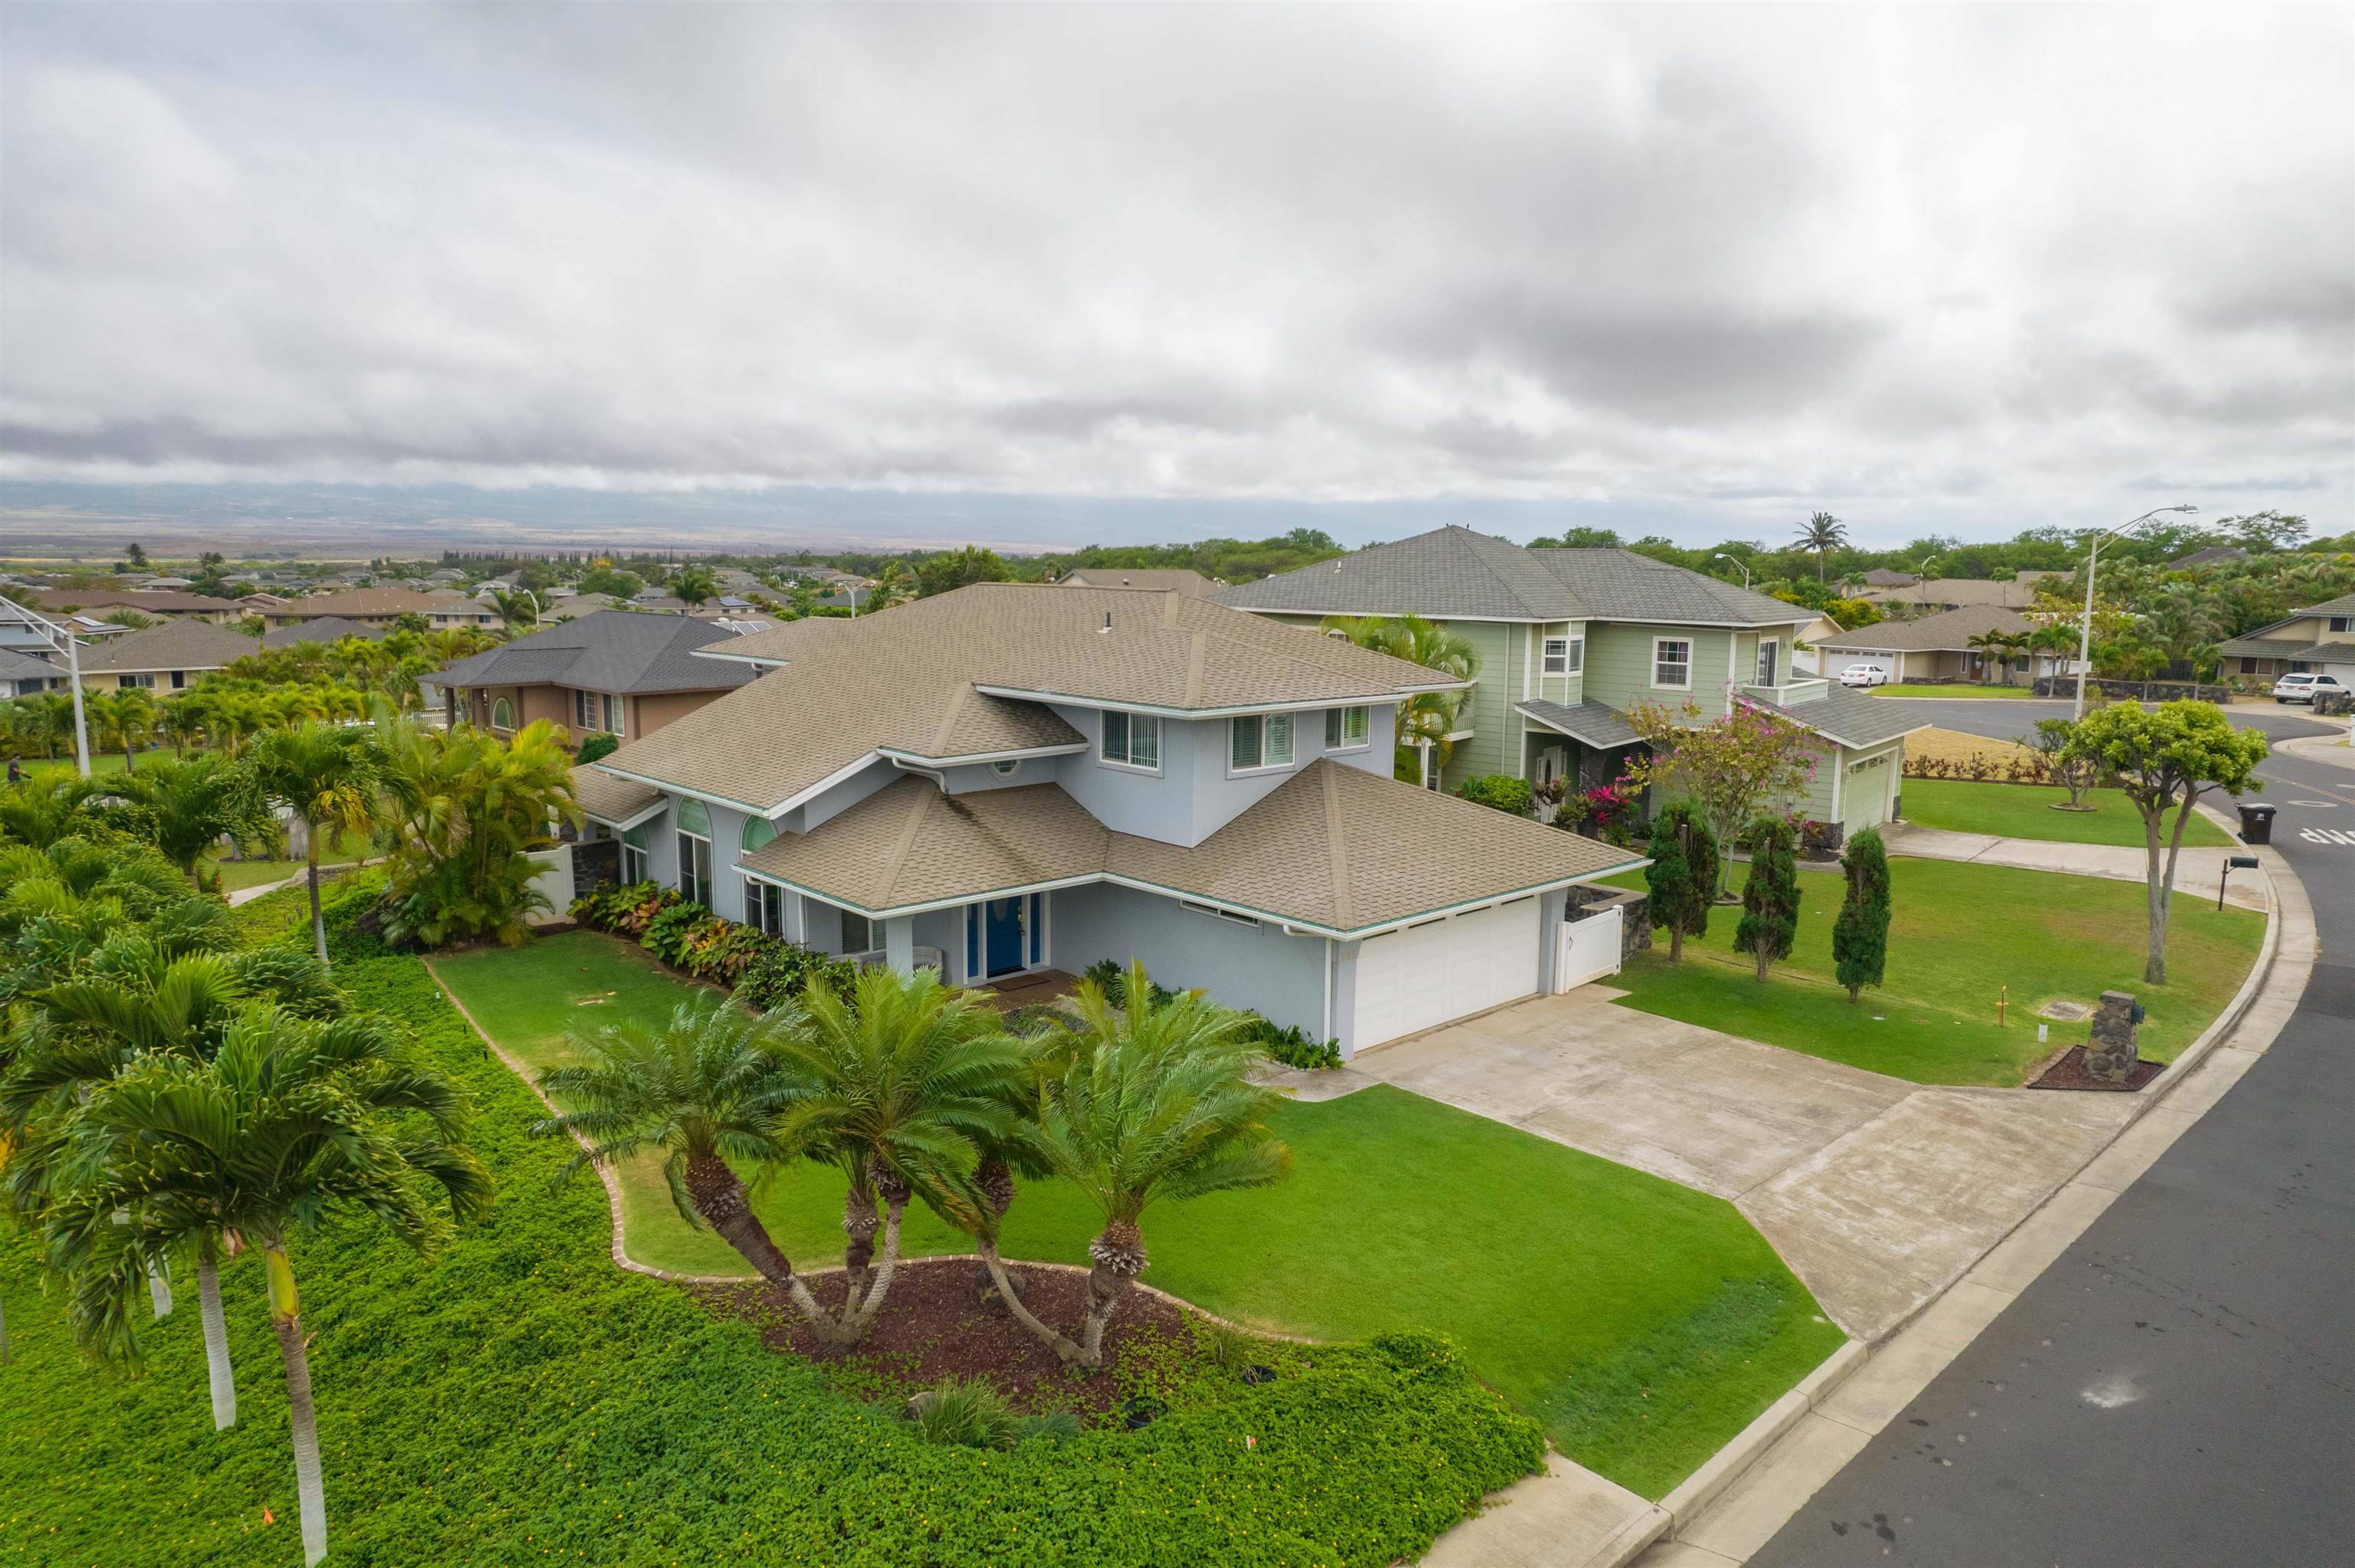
[1230,712,1294,773]
[1099,710,1161,771]
[675,798,713,907]
[574,688,596,730]
[1324,705,1371,750]
[169,670,188,690]
[1756,640,1779,686]
[603,693,625,733]
[2331,615,2353,634]
[620,824,649,884]
[491,696,515,731]
[120,672,157,689]
[1542,636,1584,676]
[744,878,785,935]
[1178,898,1260,929]
[1653,639,1693,690]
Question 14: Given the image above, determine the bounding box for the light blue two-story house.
[570,582,1643,1056]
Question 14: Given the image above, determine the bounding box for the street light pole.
[2071,506,2199,720]
[1712,553,1752,590]
[1,595,94,779]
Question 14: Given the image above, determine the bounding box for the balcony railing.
[1736,677,1831,707]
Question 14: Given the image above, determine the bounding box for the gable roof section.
[436,611,759,697]
[1816,605,2035,652]
[1214,526,1587,620]
[614,585,1460,813]
[2301,592,2355,617]
[1528,549,1808,627]
[74,619,255,674]
[1513,699,1644,750]
[261,616,387,649]
[1060,568,1217,595]
[280,587,488,618]
[571,767,667,828]
[0,647,58,684]
[743,759,1643,933]
[32,588,230,614]
[1736,687,1931,751]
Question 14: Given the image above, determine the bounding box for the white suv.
[1838,663,1892,688]
[2271,672,2346,704]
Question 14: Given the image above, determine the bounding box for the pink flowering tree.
[1622,700,1822,897]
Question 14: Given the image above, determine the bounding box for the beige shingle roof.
[74,620,256,674]
[572,767,665,827]
[601,583,1460,812]
[280,588,490,618]
[744,759,1642,933]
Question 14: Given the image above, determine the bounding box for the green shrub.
[736,941,858,1012]
[574,731,620,765]
[1235,1012,1343,1071]
[638,899,714,967]
[1455,775,1535,815]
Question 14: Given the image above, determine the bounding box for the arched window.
[490,697,514,731]
[675,798,712,907]
[740,817,783,934]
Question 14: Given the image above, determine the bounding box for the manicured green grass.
[432,931,1848,1497]
[202,841,370,891]
[1608,858,2263,1086]
[1900,778,2235,848]
[1869,683,2038,698]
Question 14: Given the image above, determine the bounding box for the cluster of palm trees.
[538,959,1289,1370]
[0,835,488,1568]
[1316,615,1480,786]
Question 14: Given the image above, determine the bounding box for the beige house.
[2218,592,2355,684]
[1814,605,2042,684]
[267,587,501,631]
[1058,567,1221,596]
[1859,571,2064,612]
[71,620,257,692]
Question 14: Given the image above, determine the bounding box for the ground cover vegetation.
[1605,857,2262,1085]
[434,927,1846,1498]
[1897,779,2235,849]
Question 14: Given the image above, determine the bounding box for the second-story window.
[1325,705,1371,750]
[1542,636,1584,676]
[1100,710,1161,770]
[1757,640,1779,686]
[1231,712,1294,772]
[1653,639,1692,690]
[603,693,625,733]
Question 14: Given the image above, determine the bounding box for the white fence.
[1552,907,1624,992]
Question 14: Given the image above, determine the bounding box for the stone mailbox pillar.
[2085,990,2140,1083]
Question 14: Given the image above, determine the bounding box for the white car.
[1838,663,1892,688]
[2271,672,2347,704]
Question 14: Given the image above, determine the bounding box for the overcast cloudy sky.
[2,4,2349,549]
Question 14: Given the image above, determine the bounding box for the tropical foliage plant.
[1733,818,1802,984]
[1831,827,1892,1002]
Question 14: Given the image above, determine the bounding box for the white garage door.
[1352,897,1541,1051]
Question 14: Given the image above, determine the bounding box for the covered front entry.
[1352,897,1539,1051]
[965,893,1046,980]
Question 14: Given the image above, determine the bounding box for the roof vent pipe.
[1100,612,1112,635]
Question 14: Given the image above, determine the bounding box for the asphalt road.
[1749,707,2355,1566]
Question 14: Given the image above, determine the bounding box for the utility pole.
[2072,507,2198,720]
[2,595,94,778]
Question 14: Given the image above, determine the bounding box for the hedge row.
[0,889,1542,1566]
[569,879,859,1011]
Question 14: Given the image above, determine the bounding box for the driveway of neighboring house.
[1353,989,2137,1341]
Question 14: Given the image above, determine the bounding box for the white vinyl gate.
[1352,897,1540,1051]
[1553,907,1624,992]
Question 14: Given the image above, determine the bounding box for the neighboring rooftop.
[1059,567,1220,596]
[31,588,232,615]
[1815,605,2037,651]
[435,609,761,697]
[1859,572,2063,609]
[277,587,491,618]
[1214,525,1806,626]
[1737,687,1934,751]
[2167,546,2250,570]
[73,619,257,674]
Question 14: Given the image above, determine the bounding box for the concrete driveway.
[1353,990,2137,1341]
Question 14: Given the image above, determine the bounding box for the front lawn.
[432,930,1846,1498]
[203,840,370,891]
[1607,858,2263,1085]
[1900,777,2235,848]
[1869,683,2038,698]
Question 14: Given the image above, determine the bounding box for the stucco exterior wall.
[1053,881,1329,1039]
[632,689,728,740]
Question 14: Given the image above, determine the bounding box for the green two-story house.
[1219,526,1928,844]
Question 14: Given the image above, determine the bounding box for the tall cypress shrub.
[1644,803,1719,963]
[1832,827,1892,1002]
[1733,818,1801,983]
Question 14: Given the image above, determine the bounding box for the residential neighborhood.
[1,7,2348,1568]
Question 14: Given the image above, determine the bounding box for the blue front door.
[984,897,1025,976]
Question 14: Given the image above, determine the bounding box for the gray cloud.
[0,2,2348,546]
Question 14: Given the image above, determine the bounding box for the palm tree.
[1319,615,1480,787]
[672,566,718,610]
[1794,513,1848,581]
[109,754,271,885]
[2025,621,2077,684]
[251,724,386,966]
[533,999,846,1340]
[770,967,1023,1340]
[44,1007,488,1565]
[87,687,161,772]
[1035,962,1291,1366]
[490,591,540,631]
[1966,629,2028,686]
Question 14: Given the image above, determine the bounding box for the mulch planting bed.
[2026,1044,2163,1092]
[698,1257,1200,1416]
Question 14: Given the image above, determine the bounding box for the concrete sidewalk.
[1879,820,2268,910]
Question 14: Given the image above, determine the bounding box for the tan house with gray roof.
[579,582,1643,1055]
[71,620,256,693]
